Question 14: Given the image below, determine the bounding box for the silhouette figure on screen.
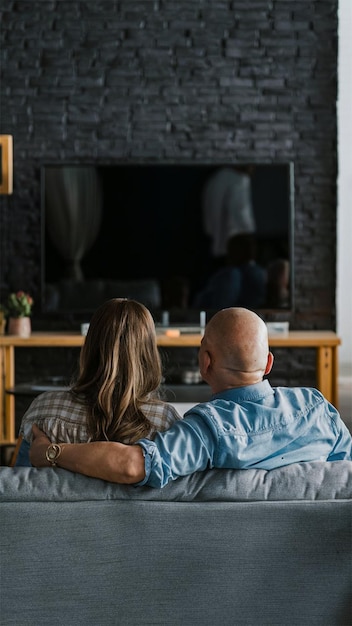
[202,166,256,263]
[194,233,267,309]
[266,258,290,308]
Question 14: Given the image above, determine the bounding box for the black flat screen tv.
[41,162,294,322]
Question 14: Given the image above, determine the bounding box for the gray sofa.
[1,461,351,626]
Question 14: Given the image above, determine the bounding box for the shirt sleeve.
[18,391,89,444]
[327,404,352,461]
[135,413,219,488]
[19,395,46,441]
[14,439,32,467]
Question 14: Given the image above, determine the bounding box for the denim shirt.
[137,380,352,488]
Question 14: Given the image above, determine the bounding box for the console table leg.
[331,345,339,409]
[0,346,15,444]
[316,346,338,408]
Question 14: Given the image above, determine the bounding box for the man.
[194,233,267,309]
[30,307,352,487]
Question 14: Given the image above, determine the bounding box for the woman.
[15,298,182,465]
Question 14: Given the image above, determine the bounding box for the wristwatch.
[45,443,63,466]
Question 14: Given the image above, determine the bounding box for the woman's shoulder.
[142,400,183,430]
[24,389,84,413]
[19,389,88,443]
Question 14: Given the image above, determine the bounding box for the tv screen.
[41,162,294,322]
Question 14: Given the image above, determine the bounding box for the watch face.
[46,444,61,464]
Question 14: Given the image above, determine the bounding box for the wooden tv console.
[0,330,341,445]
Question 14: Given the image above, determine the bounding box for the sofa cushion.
[1,462,351,626]
[1,460,351,502]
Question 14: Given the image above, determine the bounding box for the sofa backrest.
[1,462,351,626]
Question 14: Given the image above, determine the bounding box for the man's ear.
[199,349,211,378]
[264,351,274,376]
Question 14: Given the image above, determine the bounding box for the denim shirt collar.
[211,379,274,403]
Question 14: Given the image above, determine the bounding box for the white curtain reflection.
[45,166,103,281]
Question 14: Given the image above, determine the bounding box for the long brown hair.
[72,298,163,442]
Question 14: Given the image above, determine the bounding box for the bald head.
[200,308,270,389]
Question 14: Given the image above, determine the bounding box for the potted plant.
[7,291,34,337]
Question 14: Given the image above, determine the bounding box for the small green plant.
[7,291,34,318]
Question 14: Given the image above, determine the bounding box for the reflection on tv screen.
[42,162,294,319]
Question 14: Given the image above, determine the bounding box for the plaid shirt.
[19,390,182,444]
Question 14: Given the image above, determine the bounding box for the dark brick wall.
[0,0,338,404]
